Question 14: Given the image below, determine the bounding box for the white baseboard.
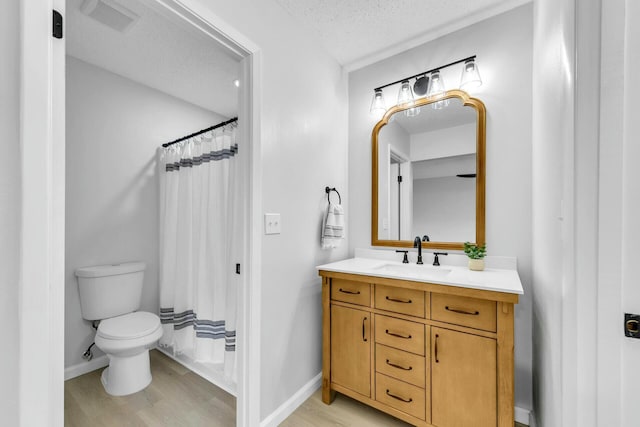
[260,372,322,427]
[515,406,532,425]
[64,355,109,381]
[528,410,536,427]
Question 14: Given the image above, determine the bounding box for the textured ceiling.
[66,0,240,117]
[274,0,529,67]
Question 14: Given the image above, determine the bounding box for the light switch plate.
[264,213,281,235]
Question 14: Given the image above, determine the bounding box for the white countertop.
[316,256,524,295]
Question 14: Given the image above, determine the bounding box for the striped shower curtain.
[157,122,241,382]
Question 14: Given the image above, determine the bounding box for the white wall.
[0,0,20,424]
[413,176,475,241]
[348,4,533,411]
[410,123,476,161]
[188,0,349,420]
[531,0,575,424]
[65,57,225,368]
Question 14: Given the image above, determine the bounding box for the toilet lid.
[97,312,161,340]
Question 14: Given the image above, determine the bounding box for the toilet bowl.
[95,311,163,396]
[76,262,164,396]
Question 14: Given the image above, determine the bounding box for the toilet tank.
[76,262,146,320]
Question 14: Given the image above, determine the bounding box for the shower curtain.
[158,122,241,382]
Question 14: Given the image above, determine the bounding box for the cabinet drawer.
[431,293,496,332]
[375,315,425,355]
[331,279,370,306]
[375,344,425,388]
[375,373,426,421]
[375,285,426,318]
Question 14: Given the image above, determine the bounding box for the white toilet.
[75,262,163,396]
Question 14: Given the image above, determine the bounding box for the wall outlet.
[264,213,281,235]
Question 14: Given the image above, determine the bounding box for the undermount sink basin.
[373,263,452,279]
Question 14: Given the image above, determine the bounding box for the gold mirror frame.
[371,89,486,250]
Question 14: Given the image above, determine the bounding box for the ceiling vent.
[80,0,140,33]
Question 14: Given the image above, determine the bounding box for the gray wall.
[348,5,534,411]
[0,0,20,424]
[65,57,224,368]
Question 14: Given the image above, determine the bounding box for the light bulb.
[370,89,386,117]
[460,58,482,90]
[397,80,415,107]
[427,70,449,110]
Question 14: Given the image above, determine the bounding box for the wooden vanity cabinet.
[320,271,518,427]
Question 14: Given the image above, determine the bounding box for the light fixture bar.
[373,55,476,91]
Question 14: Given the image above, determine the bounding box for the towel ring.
[325,186,342,205]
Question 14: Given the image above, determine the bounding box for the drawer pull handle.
[339,288,360,295]
[362,317,368,342]
[386,389,413,403]
[386,296,412,304]
[385,329,412,339]
[386,359,412,371]
[445,306,479,316]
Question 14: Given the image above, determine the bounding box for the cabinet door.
[431,327,496,427]
[331,305,371,397]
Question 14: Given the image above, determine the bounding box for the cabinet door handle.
[385,329,412,339]
[386,296,412,304]
[445,306,479,316]
[362,317,368,342]
[339,288,360,295]
[435,334,439,363]
[386,359,412,371]
[386,389,413,403]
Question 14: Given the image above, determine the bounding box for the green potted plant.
[464,242,487,271]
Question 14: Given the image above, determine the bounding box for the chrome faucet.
[414,236,428,265]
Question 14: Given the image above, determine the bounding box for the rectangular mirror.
[372,90,486,250]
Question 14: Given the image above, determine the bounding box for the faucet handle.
[433,252,448,266]
[395,250,409,264]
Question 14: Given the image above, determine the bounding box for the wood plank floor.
[66,352,527,427]
[65,350,235,426]
[280,389,528,427]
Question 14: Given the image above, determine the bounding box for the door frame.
[19,1,262,426]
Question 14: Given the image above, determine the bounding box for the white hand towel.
[321,203,344,249]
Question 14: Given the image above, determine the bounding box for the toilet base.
[101,350,152,396]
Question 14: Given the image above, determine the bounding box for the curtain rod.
[162,117,238,148]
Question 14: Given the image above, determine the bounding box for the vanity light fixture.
[369,55,482,115]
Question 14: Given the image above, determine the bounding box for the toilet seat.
[98,311,161,340]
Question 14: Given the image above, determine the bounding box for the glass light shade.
[428,70,449,109]
[405,106,421,117]
[397,80,414,107]
[370,89,386,116]
[460,59,482,90]
[427,70,445,98]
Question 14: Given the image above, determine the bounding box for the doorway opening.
[60,0,259,425]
